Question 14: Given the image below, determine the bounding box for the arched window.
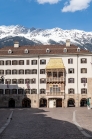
[25,69,30,74]
[19,60,24,65]
[12,69,17,74]
[31,69,37,74]
[6,70,11,75]
[31,89,37,94]
[40,59,46,64]
[0,60,4,65]
[19,69,24,74]
[6,60,11,65]
[18,79,24,84]
[68,58,73,64]
[12,79,17,84]
[12,60,17,65]
[40,89,45,94]
[81,88,87,94]
[68,88,74,94]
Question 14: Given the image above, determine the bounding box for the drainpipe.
[38,55,39,108]
[77,54,79,107]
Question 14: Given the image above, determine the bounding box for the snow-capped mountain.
[0,25,92,51]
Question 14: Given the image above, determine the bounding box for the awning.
[46,58,65,69]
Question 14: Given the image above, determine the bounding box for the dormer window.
[24,49,28,54]
[63,48,67,53]
[8,49,12,54]
[77,47,80,52]
[46,48,50,53]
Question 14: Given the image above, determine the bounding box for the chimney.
[14,41,19,48]
[66,39,70,47]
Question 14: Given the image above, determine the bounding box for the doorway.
[56,99,62,107]
[68,98,75,107]
[40,98,47,107]
[22,98,31,108]
[80,98,87,107]
[8,98,15,108]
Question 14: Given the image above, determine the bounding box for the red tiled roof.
[0,44,91,56]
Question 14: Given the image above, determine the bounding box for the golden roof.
[46,58,65,69]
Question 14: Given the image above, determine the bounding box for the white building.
[0,40,92,108]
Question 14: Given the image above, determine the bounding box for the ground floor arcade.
[0,94,89,108]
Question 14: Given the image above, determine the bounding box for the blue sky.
[0,0,92,31]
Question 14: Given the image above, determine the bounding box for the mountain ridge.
[0,25,92,51]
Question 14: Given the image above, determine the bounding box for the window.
[40,78,46,83]
[81,78,87,83]
[77,47,80,52]
[31,69,37,74]
[19,60,24,65]
[31,60,37,65]
[25,79,30,84]
[50,85,60,93]
[5,79,11,84]
[58,72,63,77]
[40,89,45,94]
[31,89,37,94]
[5,89,10,94]
[12,60,17,65]
[68,58,73,64]
[68,68,74,73]
[12,89,17,94]
[18,79,24,84]
[68,88,74,94]
[25,89,30,94]
[40,69,45,74]
[31,78,36,84]
[24,49,28,54]
[18,89,23,94]
[47,72,52,77]
[26,60,30,65]
[0,76,4,84]
[0,70,4,75]
[19,69,24,74]
[81,68,87,73]
[6,60,11,65]
[68,78,74,83]
[81,58,87,63]
[46,48,50,53]
[8,49,12,54]
[6,70,11,75]
[53,72,57,77]
[81,88,87,94]
[12,79,17,84]
[63,48,67,52]
[0,60,4,65]
[40,59,46,64]
[12,69,17,74]
[0,89,3,94]
[25,69,30,74]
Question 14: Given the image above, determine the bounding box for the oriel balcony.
[46,77,65,83]
[47,92,64,96]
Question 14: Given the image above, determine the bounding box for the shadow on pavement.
[0,108,92,139]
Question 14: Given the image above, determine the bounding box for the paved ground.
[0,108,92,139]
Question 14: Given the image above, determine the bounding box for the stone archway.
[22,98,31,108]
[67,98,75,107]
[80,98,87,107]
[56,99,62,107]
[8,98,15,108]
[40,98,47,107]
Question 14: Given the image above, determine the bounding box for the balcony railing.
[46,92,64,96]
[46,77,65,82]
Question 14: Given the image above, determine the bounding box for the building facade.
[0,40,92,108]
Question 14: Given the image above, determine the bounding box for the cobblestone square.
[0,108,92,139]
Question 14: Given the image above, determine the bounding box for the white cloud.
[36,0,60,4]
[62,0,92,12]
